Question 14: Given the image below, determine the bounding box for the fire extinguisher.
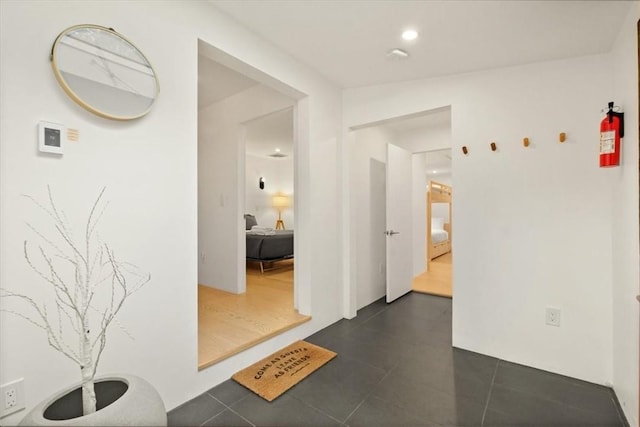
[599,101,624,168]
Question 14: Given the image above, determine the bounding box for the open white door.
[386,143,413,303]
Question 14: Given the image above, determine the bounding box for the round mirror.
[51,25,159,121]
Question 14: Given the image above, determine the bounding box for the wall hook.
[490,142,497,151]
[523,137,529,147]
[559,133,566,143]
[462,146,468,155]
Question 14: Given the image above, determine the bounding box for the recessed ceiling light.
[402,30,418,41]
[386,48,409,59]
[432,170,437,174]
[269,149,287,158]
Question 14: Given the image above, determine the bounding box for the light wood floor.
[198,259,310,370]
[412,252,452,298]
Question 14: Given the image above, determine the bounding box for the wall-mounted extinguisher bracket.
[608,102,614,123]
[600,101,624,168]
[606,101,625,137]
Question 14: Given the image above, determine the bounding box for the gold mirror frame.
[50,24,160,121]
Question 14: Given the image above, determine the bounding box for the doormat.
[232,340,337,402]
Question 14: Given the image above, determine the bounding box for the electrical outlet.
[0,379,25,418]
[5,388,16,408]
[545,307,561,327]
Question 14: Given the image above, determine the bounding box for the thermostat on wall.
[38,121,65,154]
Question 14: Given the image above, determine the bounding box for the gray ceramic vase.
[19,374,166,426]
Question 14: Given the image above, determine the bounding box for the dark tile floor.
[169,292,628,426]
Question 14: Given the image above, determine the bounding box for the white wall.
[245,154,294,230]
[351,127,389,309]
[369,158,387,302]
[198,84,293,293]
[610,4,640,425]
[345,54,618,387]
[0,1,342,425]
[394,122,452,153]
[431,173,452,186]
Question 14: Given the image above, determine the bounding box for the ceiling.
[245,108,294,157]
[210,0,632,88]
[423,149,452,178]
[203,1,630,168]
[198,56,293,158]
[377,108,452,176]
[376,107,450,135]
[198,55,258,109]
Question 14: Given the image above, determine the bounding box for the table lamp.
[272,194,290,230]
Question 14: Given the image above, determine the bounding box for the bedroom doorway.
[412,163,453,298]
[197,41,310,370]
[349,106,453,313]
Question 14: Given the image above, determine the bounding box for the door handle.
[385,230,400,236]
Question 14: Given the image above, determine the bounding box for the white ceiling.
[376,107,451,135]
[372,108,452,175]
[198,56,293,158]
[210,0,632,88]
[245,108,294,158]
[203,0,630,168]
[198,55,258,109]
[424,149,452,177]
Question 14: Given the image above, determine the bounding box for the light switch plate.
[545,307,561,327]
[38,121,65,154]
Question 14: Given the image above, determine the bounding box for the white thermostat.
[38,121,65,154]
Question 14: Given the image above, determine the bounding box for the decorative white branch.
[0,186,150,416]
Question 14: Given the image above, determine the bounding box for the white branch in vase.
[0,186,150,416]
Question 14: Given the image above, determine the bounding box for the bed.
[244,214,294,273]
[430,220,451,259]
[427,181,452,261]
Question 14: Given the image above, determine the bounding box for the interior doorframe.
[198,39,311,315]
[342,106,454,318]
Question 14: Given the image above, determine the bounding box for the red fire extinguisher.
[599,101,624,168]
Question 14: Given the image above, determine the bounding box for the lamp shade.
[272,194,290,208]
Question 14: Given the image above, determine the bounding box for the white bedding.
[247,226,276,236]
[432,229,448,244]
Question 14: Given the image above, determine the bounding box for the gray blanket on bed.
[246,230,294,260]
